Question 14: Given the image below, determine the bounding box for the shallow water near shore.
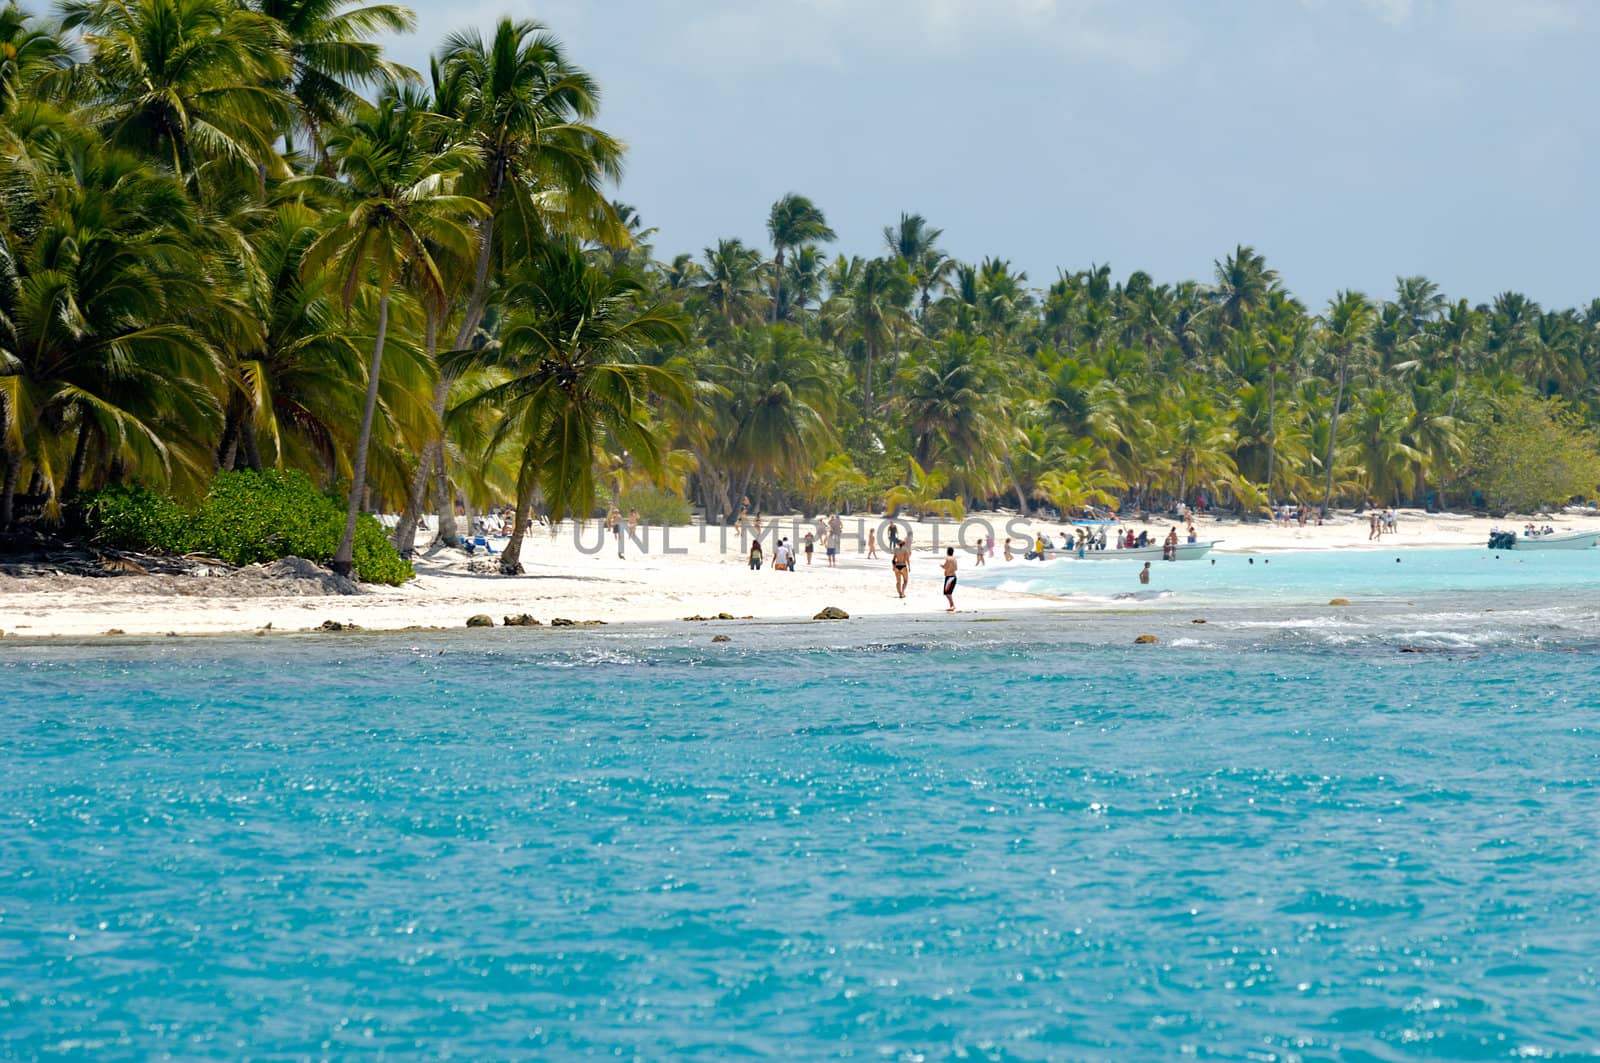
[4,600,1600,1057]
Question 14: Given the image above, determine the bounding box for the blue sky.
[386,0,1600,310]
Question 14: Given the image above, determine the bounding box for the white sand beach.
[2,509,1597,639]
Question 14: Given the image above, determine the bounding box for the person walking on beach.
[892,539,911,598]
[1139,561,1151,585]
[773,538,792,571]
[825,529,839,567]
[749,539,763,570]
[607,508,625,558]
[803,531,815,566]
[867,528,878,559]
[942,547,958,611]
[1004,538,1015,562]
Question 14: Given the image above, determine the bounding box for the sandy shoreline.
[3,509,1597,640]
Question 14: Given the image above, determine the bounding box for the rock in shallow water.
[466,614,494,628]
[813,606,850,620]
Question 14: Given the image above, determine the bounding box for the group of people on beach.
[747,513,846,571]
[1275,503,1324,527]
[1367,506,1398,540]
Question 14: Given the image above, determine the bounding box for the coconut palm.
[766,192,834,322]
[696,238,766,335]
[896,334,1004,486]
[217,201,368,475]
[1211,244,1279,332]
[885,458,964,520]
[883,212,952,319]
[59,0,294,191]
[1318,290,1375,508]
[709,325,837,506]
[443,240,691,574]
[0,3,72,116]
[248,0,417,160]
[298,89,485,577]
[1,137,220,521]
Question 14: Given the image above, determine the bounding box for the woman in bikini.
[892,541,911,598]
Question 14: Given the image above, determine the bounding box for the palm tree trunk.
[240,421,262,471]
[332,292,389,578]
[459,487,474,540]
[1321,350,1348,509]
[1265,364,1276,495]
[216,413,240,471]
[64,422,92,500]
[394,310,442,551]
[863,341,875,421]
[393,442,435,555]
[771,246,785,323]
[0,448,19,530]
[1001,450,1030,517]
[498,478,535,575]
[434,450,458,545]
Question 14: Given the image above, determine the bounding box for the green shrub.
[85,485,188,552]
[353,513,414,585]
[83,470,414,585]
[185,470,341,566]
[619,486,692,526]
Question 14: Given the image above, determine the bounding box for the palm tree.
[248,0,417,160]
[696,238,766,334]
[883,212,951,319]
[711,326,837,506]
[1319,290,1376,507]
[1211,244,1279,332]
[60,0,294,191]
[443,239,691,573]
[885,458,964,520]
[299,89,485,577]
[216,201,367,476]
[1,134,221,521]
[0,3,72,116]
[434,17,623,345]
[896,334,1003,489]
[766,192,834,322]
[393,18,625,549]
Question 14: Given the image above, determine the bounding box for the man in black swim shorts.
[942,547,957,612]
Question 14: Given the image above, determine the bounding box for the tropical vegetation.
[5,0,1600,584]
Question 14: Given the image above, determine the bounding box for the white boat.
[1487,528,1599,551]
[1067,539,1221,561]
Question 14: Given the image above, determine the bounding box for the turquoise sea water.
[5,555,1600,1058]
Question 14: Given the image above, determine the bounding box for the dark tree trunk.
[240,421,262,471]
[65,422,93,499]
[499,478,535,575]
[216,413,240,472]
[1,449,19,530]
